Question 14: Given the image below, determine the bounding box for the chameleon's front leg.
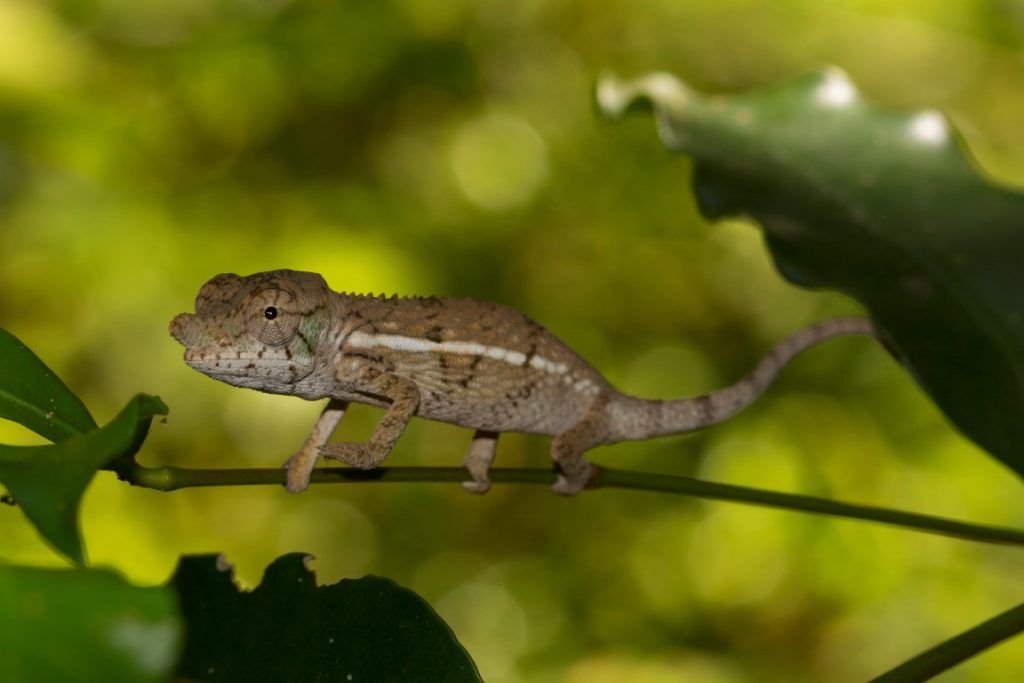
[320,372,421,470]
[283,398,349,493]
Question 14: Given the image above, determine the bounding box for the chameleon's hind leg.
[462,430,498,494]
[550,411,606,496]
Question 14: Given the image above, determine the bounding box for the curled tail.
[605,316,880,442]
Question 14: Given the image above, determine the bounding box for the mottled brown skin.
[170,269,880,495]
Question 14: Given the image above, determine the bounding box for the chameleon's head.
[170,270,331,393]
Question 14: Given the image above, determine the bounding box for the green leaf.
[171,553,483,683]
[599,69,1024,479]
[0,563,181,683]
[0,394,168,565]
[0,327,97,442]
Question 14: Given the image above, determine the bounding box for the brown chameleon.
[169,269,878,495]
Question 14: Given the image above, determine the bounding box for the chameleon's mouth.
[183,352,295,365]
[183,353,316,394]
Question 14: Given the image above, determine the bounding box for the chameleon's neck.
[603,317,879,442]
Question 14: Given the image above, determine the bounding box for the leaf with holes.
[599,69,1024,479]
[171,553,482,682]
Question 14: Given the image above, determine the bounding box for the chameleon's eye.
[248,289,299,345]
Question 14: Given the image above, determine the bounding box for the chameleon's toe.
[551,474,586,497]
[462,479,491,495]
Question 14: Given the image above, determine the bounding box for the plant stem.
[110,460,1024,548]
[597,469,1024,546]
[870,602,1024,682]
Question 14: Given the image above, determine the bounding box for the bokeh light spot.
[449,113,549,212]
[815,69,857,108]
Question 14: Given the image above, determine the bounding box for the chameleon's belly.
[413,377,596,436]
[391,351,608,436]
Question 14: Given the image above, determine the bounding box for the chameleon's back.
[329,291,612,435]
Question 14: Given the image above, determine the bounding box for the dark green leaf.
[0,394,168,565]
[0,327,97,442]
[171,553,482,683]
[0,563,181,683]
[599,69,1024,478]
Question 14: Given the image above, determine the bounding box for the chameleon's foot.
[552,473,586,496]
[283,450,318,493]
[462,430,497,495]
[319,442,385,469]
[551,459,595,496]
[281,399,349,494]
[462,479,491,495]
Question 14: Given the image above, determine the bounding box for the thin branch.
[108,459,1024,548]
[870,601,1024,682]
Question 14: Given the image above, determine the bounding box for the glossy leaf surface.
[599,69,1024,478]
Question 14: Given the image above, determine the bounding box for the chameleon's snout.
[169,312,194,347]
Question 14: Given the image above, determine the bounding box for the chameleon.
[169,269,880,495]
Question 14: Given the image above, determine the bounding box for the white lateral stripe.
[348,331,486,356]
[530,356,568,375]
[346,330,568,375]
[486,346,526,364]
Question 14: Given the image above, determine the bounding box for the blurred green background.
[1,1,1023,681]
